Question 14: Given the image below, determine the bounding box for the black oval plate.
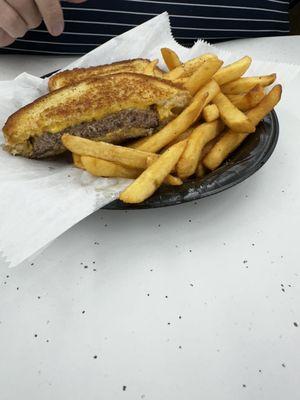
[43,71,279,210]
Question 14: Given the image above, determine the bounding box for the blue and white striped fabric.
[0,0,292,55]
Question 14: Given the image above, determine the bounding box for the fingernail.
[51,21,64,36]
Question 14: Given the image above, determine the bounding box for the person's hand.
[0,0,86,47]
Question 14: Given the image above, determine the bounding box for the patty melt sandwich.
[3,73,191,158]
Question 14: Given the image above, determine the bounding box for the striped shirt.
[0,0,293,55]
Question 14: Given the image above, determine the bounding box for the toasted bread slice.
[3,73,191,158]
[48,59,165,91]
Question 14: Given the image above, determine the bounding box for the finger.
[35,0,64,36]
[0,0,27,38]
[0,28,15,47]
[7,0,42,30]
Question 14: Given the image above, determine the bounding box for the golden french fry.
[184,58,223,95]
[163,128,193,150]
[201,136,222,159]
[203,131,246,171]
[221,73,276,94]
[144,59,159,76]
[246,85,282,125]
[202,104,220,122]
[213,56,252,86]
[164,175,183,186]
[194,79,221,105]
[176,120,224,179]
[212,92,255,133]
[119,140,187,203]
[161,48,181,70]
[78,153,181,183]
[62,134,158,169]
[72,153,84,169]
[81,156,142,179]
[164,54,218,81]
[228,84,265,112]
[196,136,221,177]
[165,58,204,81]
[182,132,221,178]
[146,155,184,186]
[203,85,282,170]
[73,138,181,185]
[201,137,220,158]
[130,91,208,153]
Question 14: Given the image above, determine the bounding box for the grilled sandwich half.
[48,59,165,91]
[3,73,191,159]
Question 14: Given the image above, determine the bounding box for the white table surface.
[1,36,300,400]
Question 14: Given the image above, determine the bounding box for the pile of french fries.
[62,48,282,204]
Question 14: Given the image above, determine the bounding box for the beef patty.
[30,108,159,158]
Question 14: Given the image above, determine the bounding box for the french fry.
[72,153,84,169]
[194,79,221,105]
[146,155,184,186]
[81,156,142,179]
[165,175,183,186]
[184,58,223,95]
[62,134,158,169]
[228,84,265,112]
[163,128,193,150]
[144,59,159,76]
[201,137,221,158]
[213,56,252,86]
[246,85,282,125]
[130,91,208,153]
[165,58,204,81]
[78,154,182,184]
[119,140,187,203]
[176,120,224,179]
[195,137,221,177]
[164,54,218,81]
[203,131,246,171]
[221,73,276,94]
[161,48,181,70]
[212,92,255,133]
[203,104,220,122]
[70,137,181,185]
[203,85,282,170]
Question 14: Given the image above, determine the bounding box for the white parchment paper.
[1,12,300,267]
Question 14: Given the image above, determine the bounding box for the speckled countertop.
[0,36,300,400]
